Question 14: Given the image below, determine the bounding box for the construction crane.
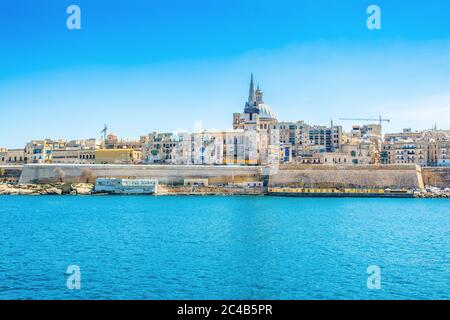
[339,116,390,126]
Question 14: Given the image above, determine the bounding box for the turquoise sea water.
[0,196,449,300]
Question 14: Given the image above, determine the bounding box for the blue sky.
[1,0,450,148]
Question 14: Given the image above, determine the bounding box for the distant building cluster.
[1,75,449,167]
[382,127,450,166]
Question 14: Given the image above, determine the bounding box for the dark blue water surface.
[0,196,449,300]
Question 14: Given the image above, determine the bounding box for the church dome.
[258,103,276,120]
[239,103,277,121]
[240,74,277,122]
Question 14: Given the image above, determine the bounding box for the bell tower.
[243,73,260,129]
[243,73,260,164]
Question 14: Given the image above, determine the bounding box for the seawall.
[18,163,425,190]
[0,165,23,183]
[267,164,424,189]
[18,164,262,185]
[422,167,450,188]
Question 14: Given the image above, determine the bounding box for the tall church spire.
[248,73,256,103]
[244,73,260,115]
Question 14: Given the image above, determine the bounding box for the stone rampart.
[18,164,262,185]
[267,164,423,189]
[421,167,450,188]
[18,164,426,189]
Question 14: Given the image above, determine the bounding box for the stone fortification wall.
[421,167,450,188]
[0,165,23,183]
[18,164,426,189]
[267,164,423,189]
[18,164,262,185]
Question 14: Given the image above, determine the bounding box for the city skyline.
[1,0,450,148]
[1,1,450,305]
[2,74,448,168]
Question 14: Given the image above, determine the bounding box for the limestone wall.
[421,167,450,188]
[18,164,262,185]
[0,165,23,183]
[267,164,423,189]
[17,163,426,189]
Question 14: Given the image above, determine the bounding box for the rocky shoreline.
[0,183,93,196]
[0,183,260,196]
[414,187,450,198]
[1,183,449,198]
